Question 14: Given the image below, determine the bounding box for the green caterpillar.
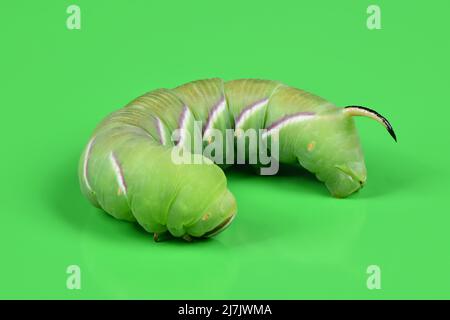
[79,79,396,241]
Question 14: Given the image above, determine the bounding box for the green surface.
[1,0,449,299]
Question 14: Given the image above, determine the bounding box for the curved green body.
[79,78,394,239]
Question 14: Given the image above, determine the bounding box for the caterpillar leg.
[153,231,172,242]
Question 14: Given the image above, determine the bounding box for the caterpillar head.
[186,189,237,238]
[301,106,396,198]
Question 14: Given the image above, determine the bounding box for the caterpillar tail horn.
[343,106,397,142]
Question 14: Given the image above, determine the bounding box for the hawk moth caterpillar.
[79,79,396,241]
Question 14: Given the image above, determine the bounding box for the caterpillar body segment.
[79,78,396,239]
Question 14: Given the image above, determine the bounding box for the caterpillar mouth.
[328,165,366,198]
[203,213,236,238]
[335,165,366,186]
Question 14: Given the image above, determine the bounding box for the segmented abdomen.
[79,78,336,235]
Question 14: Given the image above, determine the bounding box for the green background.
[1,0,449,299]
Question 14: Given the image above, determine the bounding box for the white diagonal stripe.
[235,98,269,130]
[177,105,192,147]
[203,97,226,140]
[109,152,127,197]
[156,117,166,146]
[262,113,315,139]
[82,137,95,192]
